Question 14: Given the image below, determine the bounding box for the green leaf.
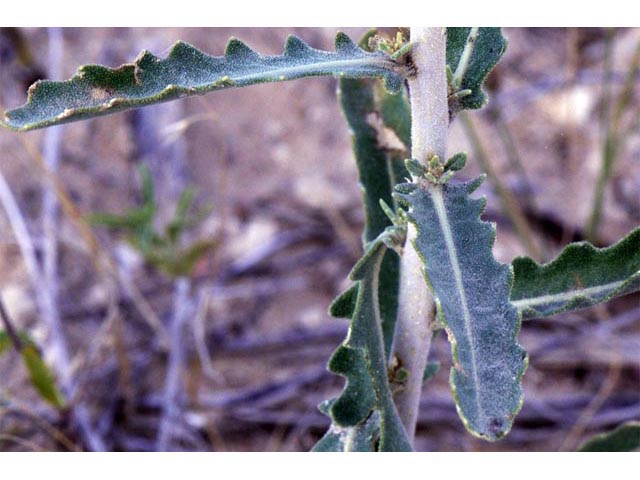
[312,412,380,452]
[578,422,640,452]
[2,33,406,131]
[329,284,359,319]
[337,62,410,354]
[446,28,507,115]
[0,331,12,356]
[21,344,66,409]
[87,166,156,230]
[395,176,527,441]
[319,48,413,450]
[338,77,409,245]
[512,228,640,320]
[323,346,376,427]
[423,361,441,383]
[316,231,413,452]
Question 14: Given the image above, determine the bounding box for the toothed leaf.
[447,28,506,114]
[578,422,640,452]
[336,57,410,352]
[395,177,527,441]
[315,232,412,452]
[0,331,65,408]
[2,33,406,131]
[512,228,640,319]
[329,284,359,319]
[325,345,376,426]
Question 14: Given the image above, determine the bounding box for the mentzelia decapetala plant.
[1,27,639,452]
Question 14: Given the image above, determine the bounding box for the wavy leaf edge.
[395,175,527,441]
[2,32,406,131]
[512,227,640,319]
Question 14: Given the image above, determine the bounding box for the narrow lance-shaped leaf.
[337,70,410,354]
[578,421,640,452]
[1,33,406,131]
[314,230,412,452]
[395,176,527,441]
[512,228,640,319]
[21,344,66,409]
[0,330,66,409]
[446,28,507,116]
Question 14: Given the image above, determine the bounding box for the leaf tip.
[225,37,256,59]
[284,35,310,57]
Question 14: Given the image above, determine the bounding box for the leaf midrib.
[430,185,483,422]
[227,56,399,83]
[512,277,632,311]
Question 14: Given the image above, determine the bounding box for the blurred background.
[0,27,638,452]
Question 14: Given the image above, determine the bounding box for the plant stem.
[407,28,449,163]
[390,27,446,441]
[587,29,615,243]
[587,36,640,243]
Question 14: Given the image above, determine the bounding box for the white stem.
[391,223,434,439]
[408,27,449,163]
[390,27,448,441]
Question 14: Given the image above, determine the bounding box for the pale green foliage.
[512,228,640,319]
[0,330,66,408]
[446,28,507,115]
[88,165,215,278]
[1,33,405,131]
[396,176,527,441]
[1,27,639,452]
[317,229,412,452]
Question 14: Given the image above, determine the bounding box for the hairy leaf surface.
[337,72,410,353]
[316,232,412,452]
[396,177,527,441]
[2,33,406,131]
[512,228,640,319]
[447,28,506,115]
[578,422,640,452]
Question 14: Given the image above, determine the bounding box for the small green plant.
[1,27,638,451]
[87,165,215,278]
[0,302,65,409]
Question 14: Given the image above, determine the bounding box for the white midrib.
[344,427,357,452]
[452,27,480,87]
[512,278,630,311]
[431,186,483,420]
[228,57,398,83]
